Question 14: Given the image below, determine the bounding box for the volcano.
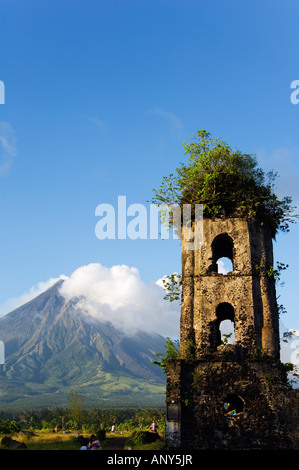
[0,280,166,409]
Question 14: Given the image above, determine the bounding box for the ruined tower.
[165,216,299,450]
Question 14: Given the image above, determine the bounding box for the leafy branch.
[152,337,180,374]
[161,273,182,302]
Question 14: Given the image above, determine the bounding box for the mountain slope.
[0,281,167,408]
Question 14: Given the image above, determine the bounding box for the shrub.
[0,419,21,434]
[0,419,11,434]
[9,420,21,434]
[127,430,160,446]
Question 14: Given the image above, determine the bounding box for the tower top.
[152,130,296,238]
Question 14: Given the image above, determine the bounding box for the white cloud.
[0,264,180,337]
[148,107,184,134]
[280,324,299,388]
[59,263,180,338]
[0,275,67,317]
[84,115,105,130]
[0,121,17,175]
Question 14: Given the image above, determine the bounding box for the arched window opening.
[223,394,244,416]
[216,303,235,347]
[211,233,234,273]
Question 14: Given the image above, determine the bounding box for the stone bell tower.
[166,216,299,450]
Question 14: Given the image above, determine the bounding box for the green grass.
[0,430,165,451]
[0,432,92,450]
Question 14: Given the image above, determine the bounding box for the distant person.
[151,420,157,432]
[89,434,100,450]
[111,424,115,433]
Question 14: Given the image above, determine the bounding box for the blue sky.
[0,0,299,331]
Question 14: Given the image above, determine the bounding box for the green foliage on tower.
[152,130,297,237]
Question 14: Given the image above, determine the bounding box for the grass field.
[0,430,165,451]
[1,431,90,450]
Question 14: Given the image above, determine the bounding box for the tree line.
[0,395,165,435]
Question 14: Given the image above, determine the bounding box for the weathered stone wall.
[193,275,257,353]
[166,358,297,450]
[180,217,280,359]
